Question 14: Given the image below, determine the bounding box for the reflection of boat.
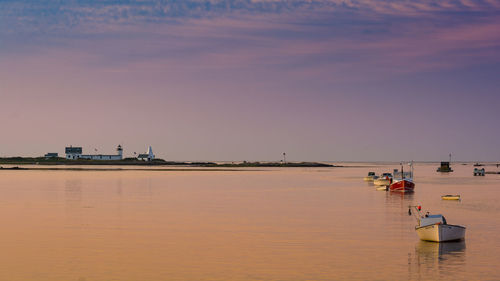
[374,173,392,186]
[390,163,415,192]
[414,240,466,266]
[376,186,388,191]
[363,172,379,181]
[385,190,414,208]
[409,206,466,242]
[437,161,453,172]
[441,195,460,200]
[409,240,466,279]
[416,240,466,257]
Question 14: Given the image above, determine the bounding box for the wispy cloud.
[2,0,499,81]
[2,0,500,34]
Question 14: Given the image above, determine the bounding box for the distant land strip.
[0,157,337,168]
[0,166,248,172]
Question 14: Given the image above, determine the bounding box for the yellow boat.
[441,195,461,200]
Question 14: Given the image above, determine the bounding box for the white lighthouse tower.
[117,145,123,159]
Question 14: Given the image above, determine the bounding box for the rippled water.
[0,163,498,280]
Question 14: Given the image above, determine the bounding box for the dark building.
[65,146,83,154]
[44,153,58,159]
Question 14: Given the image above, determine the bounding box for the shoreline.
[0,158,337,168]
[0,166,249,172]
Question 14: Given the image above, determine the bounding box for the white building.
[66,145,123,160]
[137,146,155,161]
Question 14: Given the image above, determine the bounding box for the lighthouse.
[117,145,123,159]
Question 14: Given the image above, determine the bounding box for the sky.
[1,0,499,162]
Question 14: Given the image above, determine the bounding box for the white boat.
[408,206,465,242]
[374,173,392,186]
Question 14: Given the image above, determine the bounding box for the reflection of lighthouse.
[117,145,123,159]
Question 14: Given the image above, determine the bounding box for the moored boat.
[390,179,415,192]
[441,195,461,200]
[408,205,466,242]
[374,173,392,186]
[363,172,378,181]
[390,163,415,192]
[473,168,485,176]
[436,161,453,172]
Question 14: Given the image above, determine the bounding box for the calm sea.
[0,163,498,280]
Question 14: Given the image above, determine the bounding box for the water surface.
[0,163,498,280]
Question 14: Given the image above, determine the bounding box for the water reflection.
[385,191,415,207]
[409,240,466,279]
[116,178,123,197]
[64,179,84,229]
[416,240,466,262]
[64,179,82,203]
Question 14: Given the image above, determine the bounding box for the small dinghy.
[408,205,466,242]
[441,195,461,200]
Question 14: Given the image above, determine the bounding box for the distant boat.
[441,195,461,200]
[409,205,466,242]
[473,168,485,176]
[474,163,484,167]
[390,163,415,192]
[363,172,379,181]
[436,162,453,172]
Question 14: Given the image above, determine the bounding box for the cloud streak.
[3,0,499,86]
[2,0,500,33]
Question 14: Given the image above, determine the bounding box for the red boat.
[389,162,415,192]
[389,179,415,192]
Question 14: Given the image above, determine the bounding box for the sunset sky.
[1,0,499,161]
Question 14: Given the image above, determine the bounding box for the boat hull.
[442,195,460,200]
[416,224,466,242]
[390,179,415,192]
[374,178,391,186]
[437,168,453,172]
